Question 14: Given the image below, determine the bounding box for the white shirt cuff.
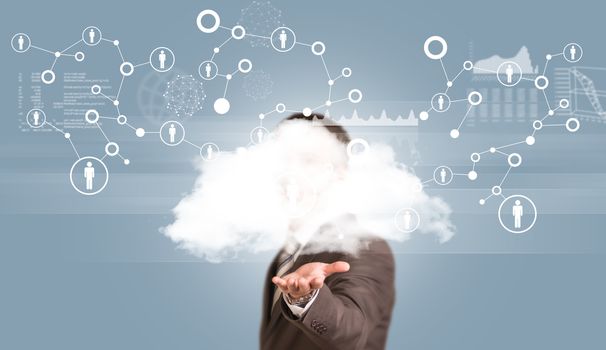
[283,289,319,318]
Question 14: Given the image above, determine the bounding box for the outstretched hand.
[272,261,350,299]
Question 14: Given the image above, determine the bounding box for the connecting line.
[456,105,474,130]
[496,140,526,150]
[183,139,202,150]
[422,178,435,184]
[438,58,449,81]
[61,39,82,54]
[451,68,465,83]
[95,122,111,142]
[542,58,549,76]
[116,76,125,100]
[542,90,552,110]
[295,41,312,47]
[115,44,125,62]
[46,121,80,158]
[319,55,331,80]
[99,92,116,103]
[133,62,150,68]
[473,67,497,74]
[223,79,230,98]
[123,122,137,131]
[245,33,271,40]
[494,149,509,156]
[50,57,58,70]
[499,166,513,186]
[542,123,566,127]
[30,45,54,55]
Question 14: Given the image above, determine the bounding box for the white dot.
[479,199,486,205]
[136,128,145,137]
[489,147,496,153]
[419,111,429,120]
[450,129,460,139]
[258,113,265,120]
[546,54,552,60]
[113,100,120,106]
[468,170,478,180]
[446,81,453,87]
[325,100,332,106]
[328,80,334,86]
[548,109,554,116]
[526,136,535,145]
[302,107,312,117]
[213,47,219,53]
[124,159,130,165]
[214,98,230,115]
[226,74,232,80]
[64,133,71,139]
[113,40,119,46]
[54,51,61,58]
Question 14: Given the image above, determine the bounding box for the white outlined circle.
[463,60,473,70]
[471,152,481,162]
[423,35,448,60]
[149,47,175,72]
[348,89,363,103]
[534,75,549,90]
[231,25,246,39]
[533,120,543,130]
[559,99,570,109]
[85,109,100,124]
[214,98,230,115]
[26,109,46,128]
[311,41,326,55]
[91,85,101,95]
[74,51,85,62]
[498,194,537,234]
[347,138,370,158]
[394,208,421,233]
[82,26,102,46]
[276,103,286,113]
[563,43,582,63]
[507,153,522,167]
[117,115,127,125]
[11,33,31,53]
[342,67,352,77]
[491,185,502,196]
[566,118,580,132]
[70,156,108,196]
[198,60,218,80]
[238,58,252,73]
[431,93,451,112]
[196,9,221,33]
[467,91,482,106]
[497,61,523,87]
[250,126,269,145]
[200,142,220,161]
[160,121,185,146]
[119,61,134,76]
[41,70,55,84]
[104,142,119,156]
[271,27,296,52]
[433,165,453,185]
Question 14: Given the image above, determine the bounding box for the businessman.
[260,113,396,350]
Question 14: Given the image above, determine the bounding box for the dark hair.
[281,113,351,144]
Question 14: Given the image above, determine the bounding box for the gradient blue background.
[1,0,605,349]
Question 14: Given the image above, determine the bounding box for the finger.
[272,277,288,291]
[309,276,324,289]
[287,277,298,293]
[297,277,311,292]
[323,261,350,276]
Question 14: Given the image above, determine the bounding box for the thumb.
[323,261,350,276]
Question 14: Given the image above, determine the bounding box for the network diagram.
[413,35,583,233]
[11,7,361,198]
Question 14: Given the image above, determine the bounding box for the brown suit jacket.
[259,238,395,350]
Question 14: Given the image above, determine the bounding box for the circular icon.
[26,109,46,128]
[70,156,109,196]
[311,41,326,55]
[463,60,473,70]
[278,174,317,218]
[214,97,230,115]
[41,70,55,84]
[231,25,246,39]
[566,118,580,132]
[507,153,522,167]
[85,109,100,124]
[82,26,102,46]
[197,9,221,33]
[347,138,370,158]
[74,51,85,62]
[119,62,134,76]
[238,58,252,73]
[271,27,296,52]
[534,75,549,90]
[423,35,448,60]
[91,85,101,95]
[431,93,451,112]
[117,115,127,125]
[342,67,352,77]
[394,208,421,233]
[532,120,543,130]
[149,47,175,72]
[559,99,570,109]
[11,33,31,53]
[348,89,363,103]
[250,126,269,145]
[468,91,482,106]
[419,111,429,121]
[104,142,120,156]
[160,120,185,146]
[498,194,537,234]
[198,60,218,80]
[563,43,582,63]
[497,61,523,87]
[433,165,453,185]
[491,186,502,196]
[200,142,220,161]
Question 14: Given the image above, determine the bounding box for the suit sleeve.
[279,239,395,350]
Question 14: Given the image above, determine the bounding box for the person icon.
[286,178,300,210]
[159,50,166,70]
[256,128,264,143]
[403,210,412,231]
[18,35,24,51]
[206,144,214,160]
[440,167,447,183]
[512,199,524,229]
[205,62,212,78]
[89,28,95,44]
[84,161,95,191]
[570,45,577,60]
[505,64,514,84]
[279,29,288,49]
[168,123,176,143]
[438,95,445,110]
[32,111,40,126]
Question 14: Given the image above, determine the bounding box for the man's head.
[280,112,351,145]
